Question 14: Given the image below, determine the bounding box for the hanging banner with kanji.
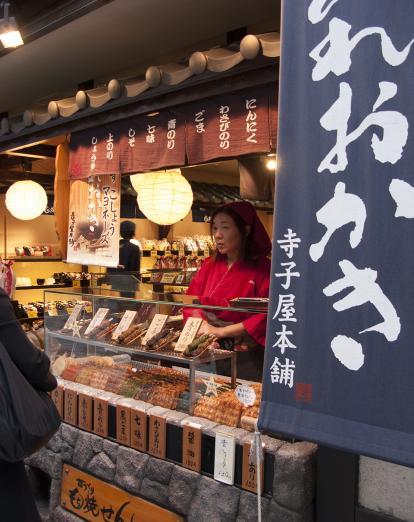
[68,124,121,179]
[184,86,272,164]
[67,86,276,178]
[259,0,414,466]
[66,174,120,267]
[118,110,185,173]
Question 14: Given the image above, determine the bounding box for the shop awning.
[0,32,279,153]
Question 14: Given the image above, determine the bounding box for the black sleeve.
[0,290,57,392]
[125,244,140,274]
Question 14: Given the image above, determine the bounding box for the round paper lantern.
[136,169,193,225]
[130,173,148,193]
[6,180,48,220]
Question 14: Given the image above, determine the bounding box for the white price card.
[160,273,176,284]
[235,384,256,406]
[214,432,236,485]
[84,308,109,336]
[174,317,202,352]
[141,314,169,345]
[111,310,137,340]
[63,304,84,329]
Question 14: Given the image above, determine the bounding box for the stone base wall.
[26,424,316,521]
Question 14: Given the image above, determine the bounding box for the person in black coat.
[107,220,141,292]
[0,288,57,521]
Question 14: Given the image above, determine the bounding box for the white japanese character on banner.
[275,262,300,290]
[273,294,297,322]
[308,0,339,24]
[323,260,401,342]
[319,81,409,174]
[310,17,414,81]
[270,357,295,388]
[272,324,296,354]
[277,229,301,258]
[331,335,365,371]
[309,182,366,262]
[389,179,414,219]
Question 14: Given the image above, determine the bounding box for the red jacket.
[184,255,270,346]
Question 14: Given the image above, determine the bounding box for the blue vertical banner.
[259,0,414,466]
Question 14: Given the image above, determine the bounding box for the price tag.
[112,310,137,340]
[235,384,257,406]
[93,397,108,438]
[116,404,131,446]
[47,306,58,317]
[214,432,236,485]
[84,308,109,336]
[175,317,202,352]
[175,274,185,285]
[160,273,176,284]
[179,248,185,257]
[141,314,168,345]
[242,443,264,494]
[27,310,38,318]
[64,304,84,329]
[64,389,78,426]
[204,248,210,257]
[165,250,171,256]
[150,250,157,257]
[182,423,202,472]
[78,393,93,432]
[148,415,166,459]
[130,409,147,452]
[72,280,81,288]
[51,386,64,416]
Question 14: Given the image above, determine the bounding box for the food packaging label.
[175,317,202,352]
[235,384,257,406]
[112,310,137,340]
[84,308,109,335]
[64,303,85,330]
[141,314,169,345]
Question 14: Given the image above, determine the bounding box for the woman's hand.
[198,321,225,339]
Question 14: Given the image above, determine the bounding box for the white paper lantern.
[6,180,48,220]
[136,169,193,225]
[130,172,148,193]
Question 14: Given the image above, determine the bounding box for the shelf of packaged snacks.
[15,283,72,290]
[151,282,190,287]
[7,257,64,262]
[143,268,198,273]
[142,250,210,258]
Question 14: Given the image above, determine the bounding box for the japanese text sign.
[66,174,120,268]
[259,0,414,467]
[214,432,236,485]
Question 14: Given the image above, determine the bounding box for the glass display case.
[44,285,267,428]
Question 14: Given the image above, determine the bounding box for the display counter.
[31,287,316,521]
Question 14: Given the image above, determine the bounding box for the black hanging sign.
[260,0,414,466]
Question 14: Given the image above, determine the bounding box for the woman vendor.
[185,201,271,381]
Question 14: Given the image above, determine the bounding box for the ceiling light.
[0,2,23,49]
[136,169,193,225]
[266,154,277,171]
[6,180,47,220]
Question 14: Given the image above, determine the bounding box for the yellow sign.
[61,465,183,522]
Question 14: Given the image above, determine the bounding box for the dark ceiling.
[1,0,112,53]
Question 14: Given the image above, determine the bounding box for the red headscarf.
[215,201,272,257]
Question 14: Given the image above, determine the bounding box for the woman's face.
[212,212,243,258]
